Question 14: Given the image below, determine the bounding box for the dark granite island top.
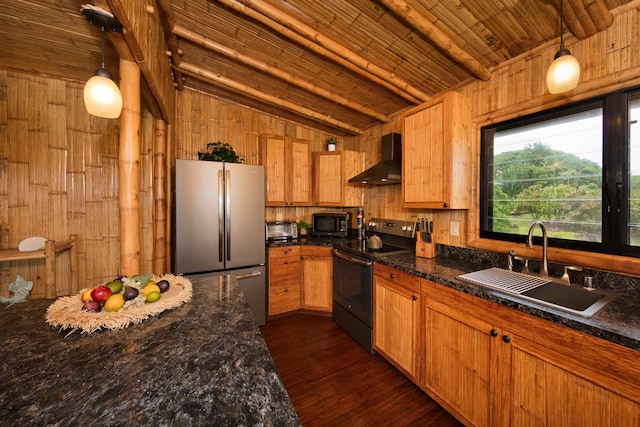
[0,275,300,426]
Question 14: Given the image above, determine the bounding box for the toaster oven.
[265,221,298,241]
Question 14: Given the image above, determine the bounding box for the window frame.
[480,87,638,258]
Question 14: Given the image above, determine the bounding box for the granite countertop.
[0,275,300,426]
[266,236,349,248]
[269,239,640,352]
[377,250,640,352]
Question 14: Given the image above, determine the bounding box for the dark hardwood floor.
[260,313,463,427]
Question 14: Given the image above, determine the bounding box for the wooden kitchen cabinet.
[260,135,312,206]
[373,263,420,382]
[402,91,472,209]
[268,246,301,315]
[313,150,365,207]
[300,246,333,312]
[422,283,493,426]
[421,279,640,427]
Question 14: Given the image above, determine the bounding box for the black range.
[332,218,416,353]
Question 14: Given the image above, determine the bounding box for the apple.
[81,289,93,303]
[91,285,112,303]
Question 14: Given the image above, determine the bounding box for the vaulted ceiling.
[0,0,633,134]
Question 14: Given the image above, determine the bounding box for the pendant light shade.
[546,48,581,94]
[547,0,580,94]
[84,68,122,118]
[81,5,123,118]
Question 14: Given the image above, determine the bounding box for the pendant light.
[546,0,580,94]
[81,5,123,118]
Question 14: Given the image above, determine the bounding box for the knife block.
[415,234,436,259]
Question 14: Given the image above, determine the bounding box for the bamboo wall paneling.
[119,59,142,276]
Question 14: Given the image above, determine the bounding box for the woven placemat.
[46,274,193,334]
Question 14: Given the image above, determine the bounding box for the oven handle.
[332,248,373,266]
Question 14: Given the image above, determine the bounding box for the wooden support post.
[119,59,141,276]
[165,123,173,273]
[45,239,55,299]
[70,234,78,295]
[153,119,167,274]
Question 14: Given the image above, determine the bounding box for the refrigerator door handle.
[218,169,224,262]
[236,270,263,280]
[226,169,231,261]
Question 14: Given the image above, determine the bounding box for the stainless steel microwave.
[312,212,350,237]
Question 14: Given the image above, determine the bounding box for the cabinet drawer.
[270,259,301,280]
[269,246,300,258]
[374,263,420,294]
[270,282,301,315]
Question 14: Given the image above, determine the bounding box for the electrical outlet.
[276,212,283,221]
[450,221,460,237]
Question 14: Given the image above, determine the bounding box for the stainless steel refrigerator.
[175,159,266,325]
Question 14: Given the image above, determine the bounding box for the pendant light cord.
[559,0,564,49]
[100,25,106,69]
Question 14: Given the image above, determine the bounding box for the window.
[481,87,640,257]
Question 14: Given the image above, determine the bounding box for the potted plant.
[326,136,338,151]
[198,141,243,163]
[297,219,311,236]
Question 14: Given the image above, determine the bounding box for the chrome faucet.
[527,221,549,277]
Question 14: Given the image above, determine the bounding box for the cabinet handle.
[412,295,417,301]
[283,249,289,254]
[444,203,449,208]
[284,288,288,293]
[284,260,288,265]
[390,274,396,279]
[490,329,498,337]
[502,335,512,343]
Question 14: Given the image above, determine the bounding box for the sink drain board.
[458,268,551,295]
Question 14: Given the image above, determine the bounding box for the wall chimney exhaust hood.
[349,133,401,185]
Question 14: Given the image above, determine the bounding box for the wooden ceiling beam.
[378,0,491,81]
[558,0,613,40]
[176,61,363,135]
[173,24,390,123]
[156,0,185,91]
[215,0,428,104]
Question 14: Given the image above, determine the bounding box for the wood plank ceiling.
[0,0,632,134]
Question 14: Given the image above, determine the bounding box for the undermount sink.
[457,268,618,318]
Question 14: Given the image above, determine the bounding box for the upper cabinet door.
[260,135,312,206]
[289,138,313,205]
[313,150,364,207]
[402,91,472,209]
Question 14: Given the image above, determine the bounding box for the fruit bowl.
[45,274,192,334]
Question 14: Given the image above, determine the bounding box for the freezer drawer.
[187,266,266,326]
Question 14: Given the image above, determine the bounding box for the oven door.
[332,248,373,328]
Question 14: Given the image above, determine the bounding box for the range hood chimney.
[349,133,401,185]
